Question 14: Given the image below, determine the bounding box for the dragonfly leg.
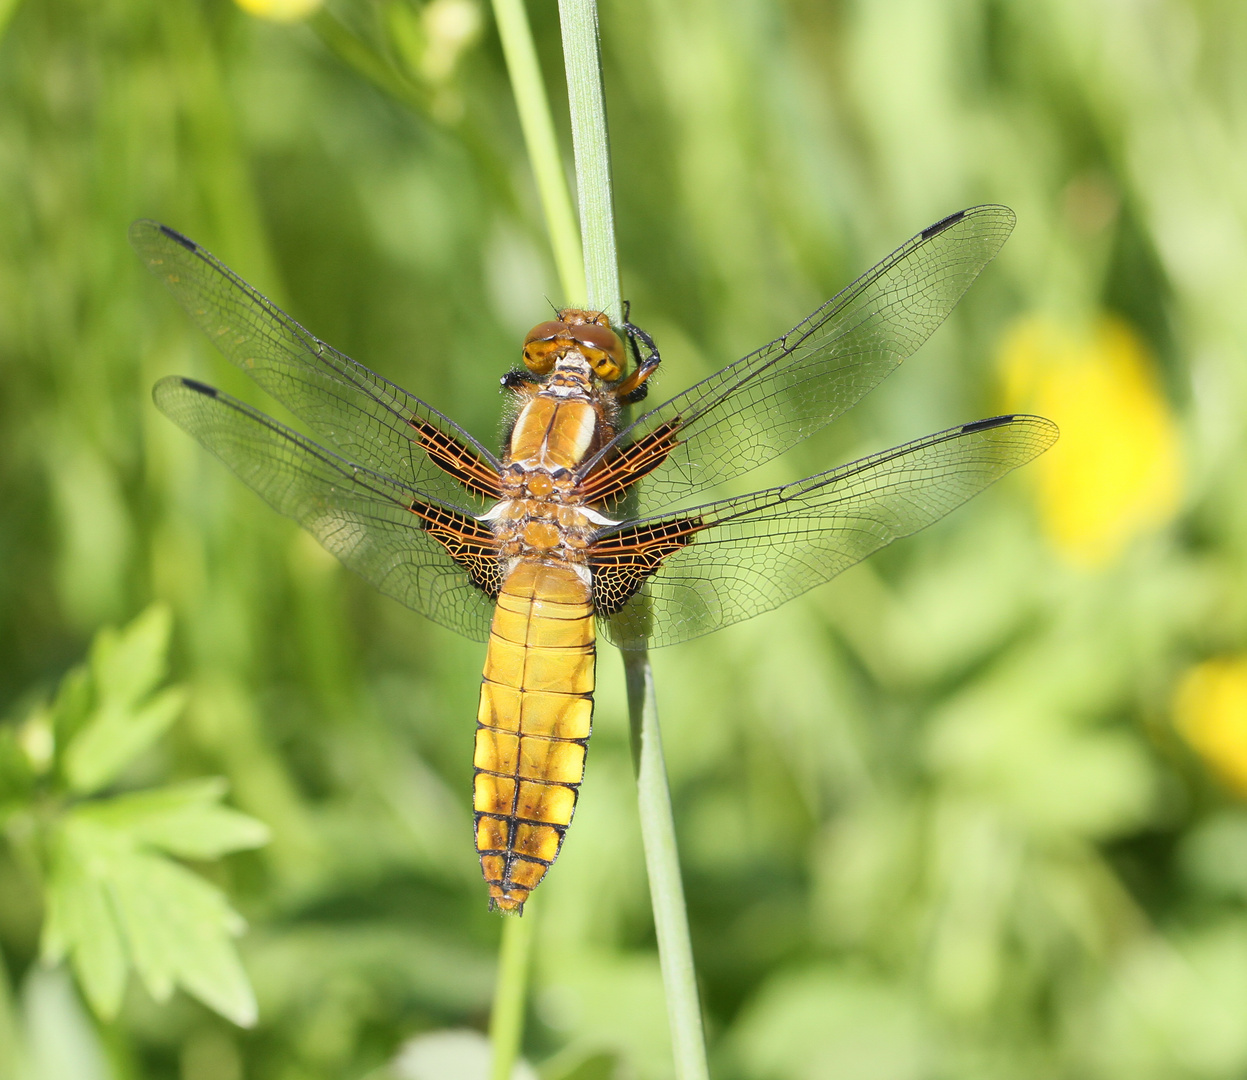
[614,311,662,403]
[501,367,540,390]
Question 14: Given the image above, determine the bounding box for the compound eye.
[522,320,569,374]
[573,323,625,381]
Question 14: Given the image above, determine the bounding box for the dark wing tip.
[152,375,220,407]
[919,204,1017,242]
[157,224,198,251]
[128,219,199,253]
[960,414,1015,434]
[960,413,1060,452]
[178,377,219,397]
[922,209,968,240]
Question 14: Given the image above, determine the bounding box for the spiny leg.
[614,305,662,404]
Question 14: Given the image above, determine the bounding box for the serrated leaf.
[81,775,229,820]
[167,893,257,1028]
[89,603,172,712]
[80,777,269,858]
[64,685,187,795]
[129,798,270,859]
[44,791,262,1027]
[41,821,128,1019]
[49,663,94,746]
[105,849,196,1002]
[106,850,254,1024]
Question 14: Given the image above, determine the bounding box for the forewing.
[582,206,1016,515]
[595,415,1058,650]
[154,376,496,642]
[132,221,501,513]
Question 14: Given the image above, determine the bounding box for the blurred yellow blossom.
[234,0,322,23]
[1000,314,1181,566]
[1173,658,1247,796]
[420,0,482,83]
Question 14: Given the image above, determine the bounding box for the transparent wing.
[155,376,496,642]
[581,206,1017,515]
[594,414,1058,650]
[132,221,501,515]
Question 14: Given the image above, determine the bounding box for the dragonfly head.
[522,309,625,383]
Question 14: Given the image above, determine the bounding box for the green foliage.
[3,606,268,1031]
[42,779,267,1025]
[64,606,187,795]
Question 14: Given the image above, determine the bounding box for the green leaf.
[61,604,186,795]
[41,784,266,1027]
[89,603,173,711]
[41,820,129,1019]
[106,847,253,1023]
[48,663,94,747]
[64,686,188,795]
[79,777,270,859]
[0,951,18,1080]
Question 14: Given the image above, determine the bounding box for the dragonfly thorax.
[499,464,573,500]
[487,496,600,561]
[505,381,613,473]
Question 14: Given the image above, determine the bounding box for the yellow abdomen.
[473,559,595,912]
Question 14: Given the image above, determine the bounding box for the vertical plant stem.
[558,3,710,1078]
[557,0,621,321]
[622,652,711,1080]
[488,909,535,1080]
[490,0,586,301]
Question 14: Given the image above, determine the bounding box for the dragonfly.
[133,205,1057,914]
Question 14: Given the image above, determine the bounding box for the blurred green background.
[3,0,1247,1077]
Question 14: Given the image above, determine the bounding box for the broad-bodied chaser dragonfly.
[133,205,1057,913]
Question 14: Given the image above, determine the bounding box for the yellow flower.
[420,0,482,83]
[1000,314,1181,566]
[234,0,322,23]
[1173,658,1247,796]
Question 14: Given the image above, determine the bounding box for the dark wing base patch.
[412,500,505,597]
[588,516,703,615]
[577,420,681,505]
[411,419,504,501]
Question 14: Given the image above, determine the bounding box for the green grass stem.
[488,907,535,1080]
[558,2,710,1077]
[490,0,586,301]
[622,651,711,1080]
[556,0,620,322]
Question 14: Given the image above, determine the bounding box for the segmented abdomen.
[473,560,595,912]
